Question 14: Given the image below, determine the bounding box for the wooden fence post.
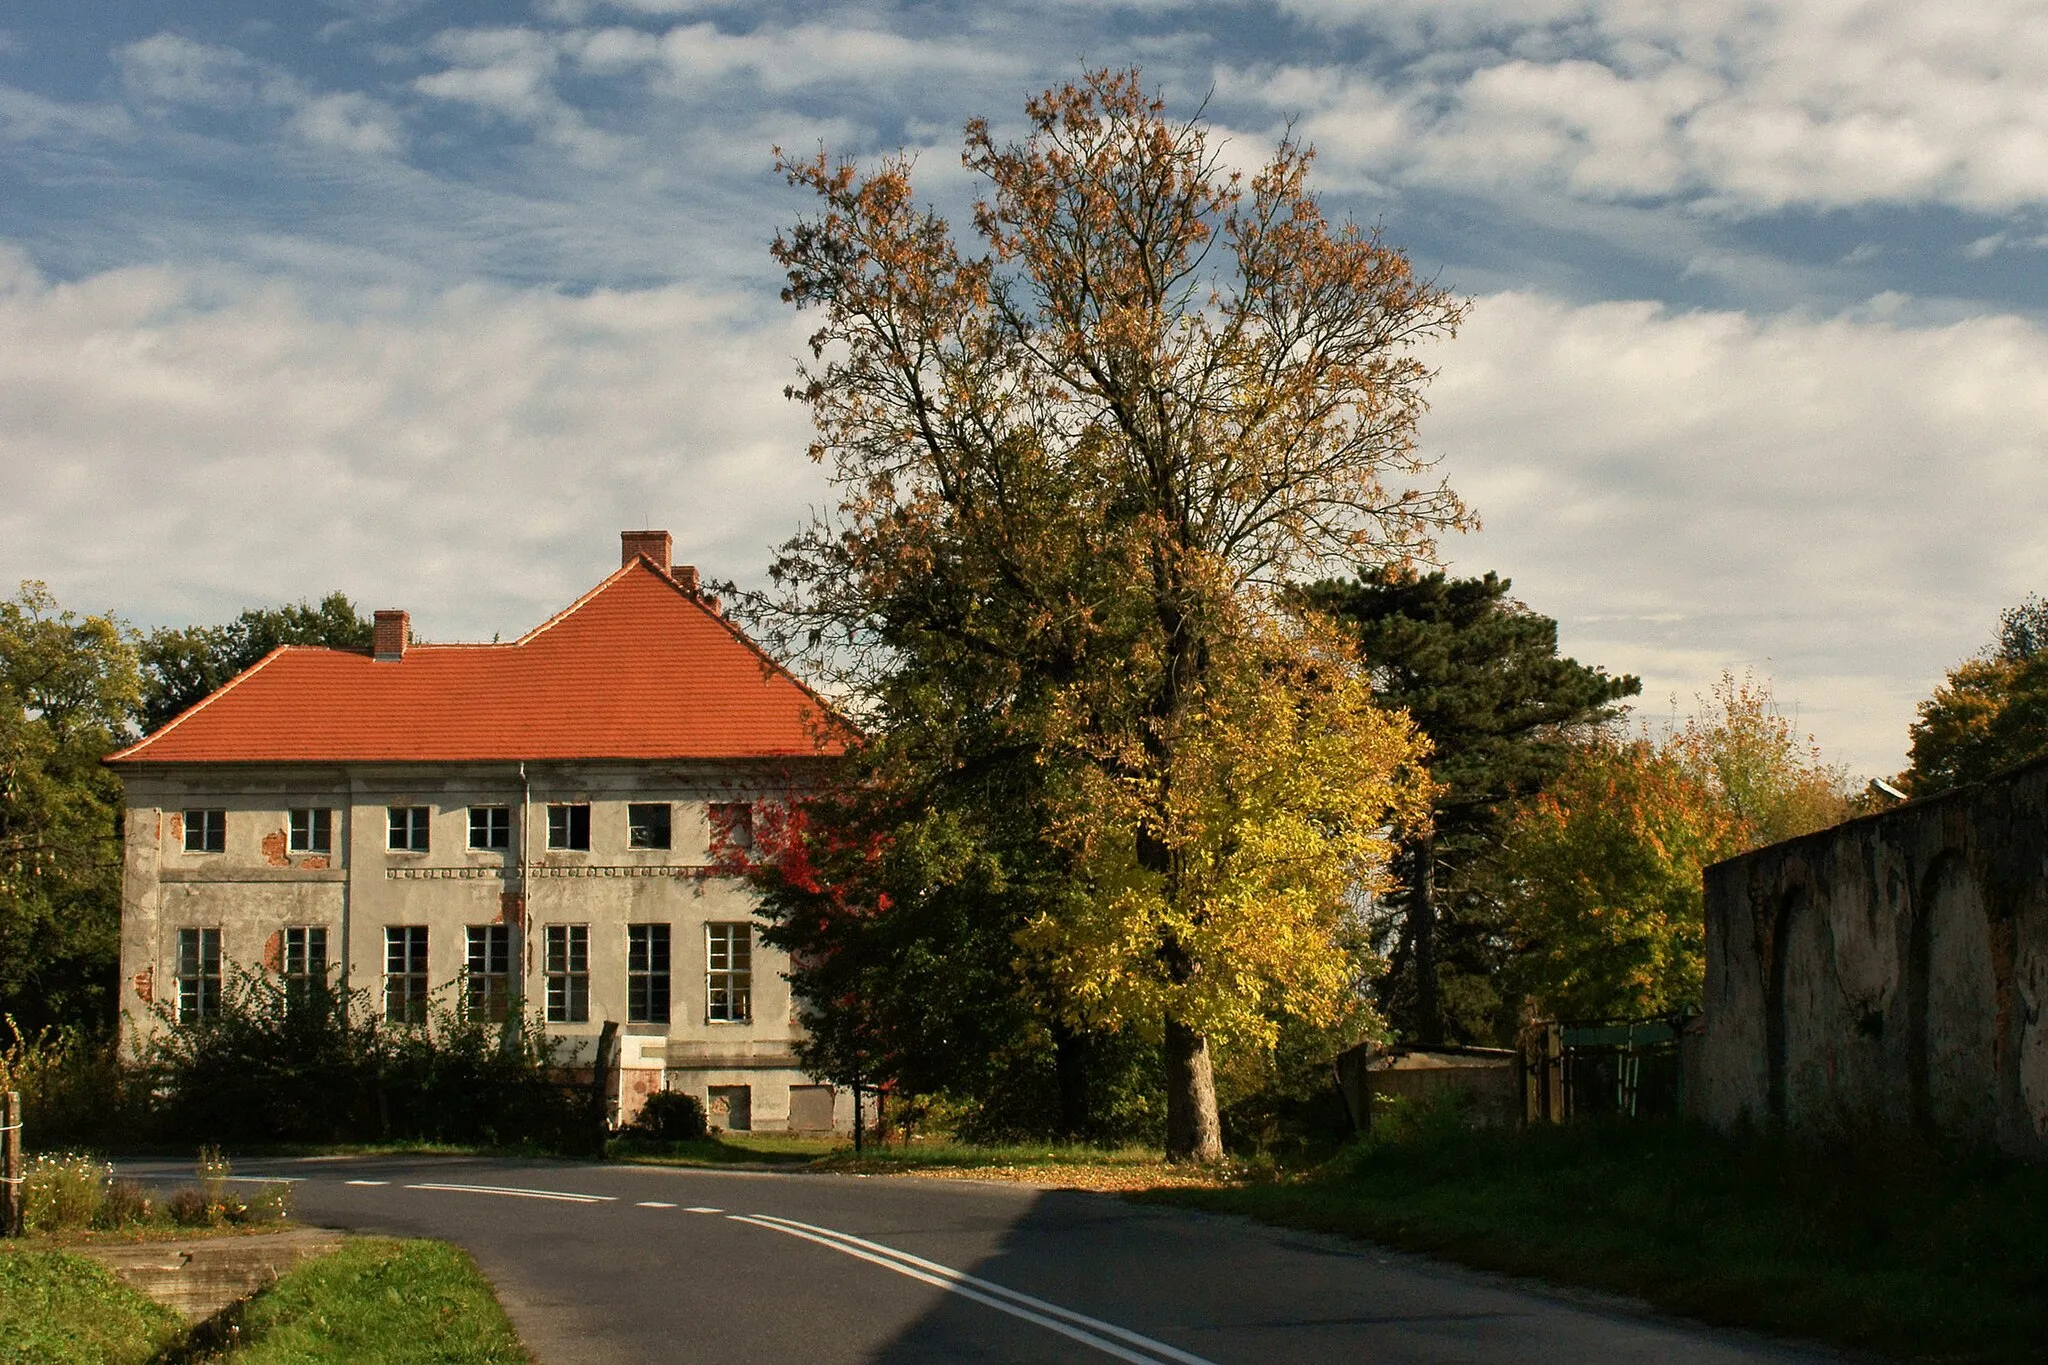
[2,1091,22,1237]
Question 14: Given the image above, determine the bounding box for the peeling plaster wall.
[1696,756,2048,1153]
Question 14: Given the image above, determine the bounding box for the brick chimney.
[673,565,700,595]
[373,610,408,662]
[620,530,672,574]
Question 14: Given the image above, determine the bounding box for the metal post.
[2,1091,22,1237]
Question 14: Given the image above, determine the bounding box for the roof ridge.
[105,644,297,763]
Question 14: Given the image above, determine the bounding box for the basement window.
[289,807,333,855]
[384,926,429,1024]
[175,927,221,1023]
[468,806,511,851]
[628,923,670,1024]
[547,803,591,852]
[387,806,430,853]
[466,924,512,1023]
[706,923,752,1024]
[545,924,589,1024]
[183,809,226,854]
[628,803,672,850]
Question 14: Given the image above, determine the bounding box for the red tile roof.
[108,560,850,765]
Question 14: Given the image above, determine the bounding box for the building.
[106,531,852,1133]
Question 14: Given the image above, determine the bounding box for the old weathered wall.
[1695,755,2048,1153]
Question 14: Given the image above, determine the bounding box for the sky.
[3,0,2046,778]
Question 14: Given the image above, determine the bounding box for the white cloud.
[1426,291,2048,775]
[4,242,2044,776]
[0,248,817,644]
[1237,1,2048,215]
[112,33,406,157]
[117,33,270,110]
[415,26,626,163]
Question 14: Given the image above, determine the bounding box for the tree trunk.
[1052,1025,1090,1138]
[1162,1014,1223,1164]
[1411,830,1442,1045]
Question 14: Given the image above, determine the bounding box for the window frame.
[706,802,753,855]
[383,925,429,1024]
[627,923,671,1024]
[705,922,752,1024]
[627,803,672,851]
[465,924,513,1022]
[544,924,590,1024]
[281,925,328,1010]
[183,808,226,854]
[288,807,333,855]
[547,803,591,852]
[386,806,430,854]
[175,926,222,1022]
[468,805,511,851]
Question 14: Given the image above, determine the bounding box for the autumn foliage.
[1502,673,1851,1020]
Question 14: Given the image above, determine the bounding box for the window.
[384,926,429,1023]
[183,809,226,854]
[707,802,753,855]
[547,803,591,852]
[628,924,671,1024]
[282,926,327,1009]
[466,925,513,1022]
[706,923,752,1023]
[468,806,510,851]
[387,806,430,853]
[288,808,333,854]
[627,803,671,850]
[544,924,589,1023]
[175,927,221,1022]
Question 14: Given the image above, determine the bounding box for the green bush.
[0,1021,143,1151]
[630,1090,707,1141]
[141,970,589,1151]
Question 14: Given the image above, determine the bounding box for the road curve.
[120,1155,1846,1365]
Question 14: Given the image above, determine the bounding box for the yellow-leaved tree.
[1023,619,1432,1061]
[1501,672,1852,1021]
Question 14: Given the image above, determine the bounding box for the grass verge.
[0,1248,185,1365]
[224,1237,529,1364]
[1139,1118,2048,1364]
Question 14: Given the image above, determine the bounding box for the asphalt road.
[120,1155,1847,1365]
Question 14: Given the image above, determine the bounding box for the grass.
[0,1248,185,1365]
[224,1238,529,1364]
[1140,1116,2048,1364]
[1,1236,528,1364]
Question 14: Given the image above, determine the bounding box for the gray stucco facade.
[1695,755,2048,1153]
[115,760,849,1132]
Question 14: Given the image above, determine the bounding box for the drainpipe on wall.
[518,762,532,990]
[340,768,356,1026]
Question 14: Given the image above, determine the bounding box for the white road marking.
[404,1182,616,1204]
[729,1213,1216,1365]
[685,1206,724,1214]
[218,1175,302,1183]
[344,1179,389,1186]
[637,1201,678,1208]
